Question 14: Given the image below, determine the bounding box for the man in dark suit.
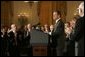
[26,24,31,47]
[1,27,9,56]
[24,24,32,56]
[8,24,19,56]
[70,2,84,56]
[51,11,65,56]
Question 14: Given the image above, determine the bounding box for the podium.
[30,29,48,56]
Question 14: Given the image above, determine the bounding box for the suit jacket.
[24,30,31,46]
[1,32,9,49]
[17,30,24,47]
[52,19,65,50]
[8,31,17,47]
[70,17,84,56]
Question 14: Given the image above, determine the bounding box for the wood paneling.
[39,1,67,26]
[1,1,13,27]
[33,45,47,56]
[40,1,52,26]
[1,1,67,26]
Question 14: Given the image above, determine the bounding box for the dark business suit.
[70,17,84,56]
[24,30,31,47]
[17,29,25,47]
[66,35,75,56]
[52,19,65,56]
[8,31,19,56]
[25,30,32,56]
[1,32,8,56]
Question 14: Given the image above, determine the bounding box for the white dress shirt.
[53,18,61,32]
[55,18,61,24]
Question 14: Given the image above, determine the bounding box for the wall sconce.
[18,13,28,17]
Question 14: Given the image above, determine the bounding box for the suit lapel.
[53,20,60,32]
